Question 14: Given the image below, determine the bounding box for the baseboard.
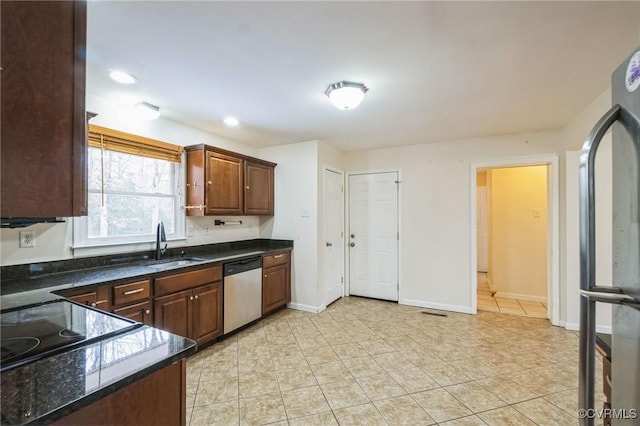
[494,292,547,303]
[399,298,474,314]
[564,322,612,334]
[287,302,323,314]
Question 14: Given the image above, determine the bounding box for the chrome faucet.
[155,221,167,260]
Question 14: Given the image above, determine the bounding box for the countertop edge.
[32,343,197,425]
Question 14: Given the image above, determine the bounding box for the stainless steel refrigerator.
[579,47,640,425]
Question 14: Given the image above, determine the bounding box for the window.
[74,126,184,248]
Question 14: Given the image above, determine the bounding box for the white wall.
[0,92,262,266]
[258,141,320,312]
[343,130,562,314]
[489,166,548,301]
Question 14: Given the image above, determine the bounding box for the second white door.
[324,168,345,306]
[349,172,399,301]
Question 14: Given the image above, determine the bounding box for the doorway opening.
[472,157,559,325]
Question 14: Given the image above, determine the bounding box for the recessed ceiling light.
[109,70,137,84]
[224,117,239,126]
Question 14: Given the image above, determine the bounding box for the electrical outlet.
[19,230,35,248]
[204,225,211,234]
[186,224,194,237]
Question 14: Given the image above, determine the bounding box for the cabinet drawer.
[154,266,222,297]
[263,252,289,269]
[113,280,150,306]
[113,301,153,325]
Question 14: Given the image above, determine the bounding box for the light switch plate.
[19,230,35,248]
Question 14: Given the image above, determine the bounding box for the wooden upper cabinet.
[206,151,244,215]
[245,161,274,215]
[1,1,87,218]
[185,145,276,216]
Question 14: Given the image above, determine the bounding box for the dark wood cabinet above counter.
[185,145,275,216]
[1,1,87,218]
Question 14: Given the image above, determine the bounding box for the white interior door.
[476,186,488,272]
[349,172,399,301]
[323,168,345,306]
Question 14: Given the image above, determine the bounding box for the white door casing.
[323,168,345,306]
[348,172,399,302]
[476,186,488,272]
[470,155,559,325]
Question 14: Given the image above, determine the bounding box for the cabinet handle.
[207,181,212,185]
[246,186,250,190]
[189,296,194,300]
[90,302,96,307]
[195,294,199,299]
[95,300,108,306]
[123,288,144,296]
[264,275,267,278]
[273,254,284,259]
[145,309,150,315]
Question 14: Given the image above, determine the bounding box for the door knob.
[326,242,332,247]
[350,234,355,238]
[350,242,355,247]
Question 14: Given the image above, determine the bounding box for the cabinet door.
[1,1,87,217]
[67,291,97,307]
[64,285,109,310]
[244,161,274,215]
[191,282,223,346]
[154,290,191,338]
[113,301,153,326]
[262,264,290,315]
[205,151,243,215]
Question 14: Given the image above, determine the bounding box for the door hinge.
[341,231,343,238]
[395,180,401,184]
[341,277,344,284]
[397,232,399,240]
[341,186,344,193]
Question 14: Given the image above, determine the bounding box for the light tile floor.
[477,273,548,318]
[187,297,605,425]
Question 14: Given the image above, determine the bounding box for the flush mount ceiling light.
[223,116,240,126]
[324,81,368,110]
[134,102,160,120]
[109,69,137,84]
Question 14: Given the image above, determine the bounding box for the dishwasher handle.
[224,256,262,276]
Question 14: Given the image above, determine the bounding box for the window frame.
[73,129,186,250]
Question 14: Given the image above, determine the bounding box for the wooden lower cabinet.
[112,301,153,325]
[64,285,109,311]
[53,359,186,426]
[154,289,191,338]
[154,282,223,346]
[191,283,223,346]
[262,252,291,315]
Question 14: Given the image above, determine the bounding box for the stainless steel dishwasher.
[223,256,262,334]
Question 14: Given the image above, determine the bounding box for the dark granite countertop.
[1,239,293,309]
[1,324,196,425]
[0,238,292,424]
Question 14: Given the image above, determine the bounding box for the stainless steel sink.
[146,257,206,269]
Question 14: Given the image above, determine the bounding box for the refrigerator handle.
[579,104,640,293]
[578,104,621,293]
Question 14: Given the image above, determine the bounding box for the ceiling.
[87,1,640,152]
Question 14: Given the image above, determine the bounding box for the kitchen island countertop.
[1,321,196,425]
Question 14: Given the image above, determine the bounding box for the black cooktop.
[1,299,140,371]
